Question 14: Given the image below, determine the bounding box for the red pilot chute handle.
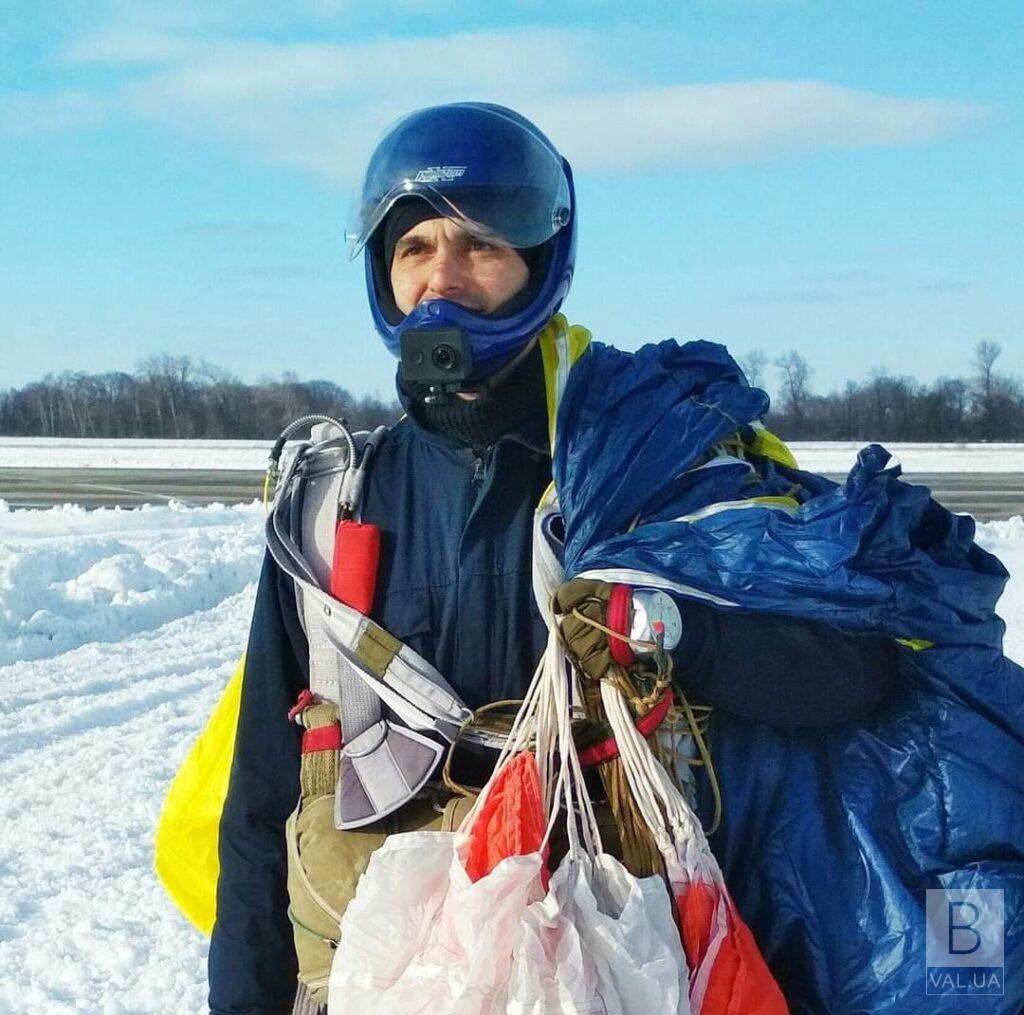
[330,518,381,615]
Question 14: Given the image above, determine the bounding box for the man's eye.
[470,239,496,251]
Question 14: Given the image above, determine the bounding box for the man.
[207,102,898,1014]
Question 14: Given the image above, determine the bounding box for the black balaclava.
[376,197,551,452]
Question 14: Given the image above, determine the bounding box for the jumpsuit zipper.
[471,447,493,498]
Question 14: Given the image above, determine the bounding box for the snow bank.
[0,502,1020,1012]
[1,438,1022,473]
[977,515,1024,664]
[789,441,1024,474]
[0,502,264,1013]
[0,501,264,667]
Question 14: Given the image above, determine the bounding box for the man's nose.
[425,249,466,298]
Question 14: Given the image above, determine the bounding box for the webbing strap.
[532,497,566,626]
[355,625,400,677]
[283,430,386,739]
[265,444,471,742]
[292,980,327,1015]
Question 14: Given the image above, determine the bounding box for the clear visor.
[345,132,570,259]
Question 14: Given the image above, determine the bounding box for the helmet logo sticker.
[413,166,467,184]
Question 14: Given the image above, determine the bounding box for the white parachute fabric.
[505,635,691,1015]
[328,628,691,1014]
[327,645,554,1014]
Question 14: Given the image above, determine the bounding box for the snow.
[0,438,271,471]
[0,499,1021,1012]
[1,438,1022,473]
[0,502,264,1014]
[787,441,1024,474]
[976,515,1024,665]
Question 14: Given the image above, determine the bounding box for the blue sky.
[3,1,1022,404]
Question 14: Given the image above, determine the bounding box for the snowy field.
[0,502,264,1014]
[1,437,1022,473]
[0,498,1021,1013]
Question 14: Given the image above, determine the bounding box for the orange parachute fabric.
[463,751,548,884]
[675,874,789,1014]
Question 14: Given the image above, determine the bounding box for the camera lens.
[431,344,458,371]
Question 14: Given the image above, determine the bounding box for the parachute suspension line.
[599,745,663,877]
[599,664,674,876]
[569,606,658,656]
[675,687,722,836]
[440,698,527,800]
[549,598,663,877]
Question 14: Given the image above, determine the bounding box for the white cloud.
[8,25,995,180]
[120,29,588,105]
[531,81,992,171]
[61,27,205,66]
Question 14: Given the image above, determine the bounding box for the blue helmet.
[348,102,577,379]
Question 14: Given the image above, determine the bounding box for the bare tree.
[773,350,812,424]
[973,340,1002,403]
[739,349,768,389]
[3,347,1021,441]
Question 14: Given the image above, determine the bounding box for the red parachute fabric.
[463,751,548,884]
[599,679,787,1014]
[675,875,789,1014]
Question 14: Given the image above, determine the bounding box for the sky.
[2,0,1022,404]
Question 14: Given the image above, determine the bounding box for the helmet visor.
[346,109,571,259]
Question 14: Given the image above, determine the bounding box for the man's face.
[389,216,529,317]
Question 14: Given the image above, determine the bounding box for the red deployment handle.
[330,519,381,615]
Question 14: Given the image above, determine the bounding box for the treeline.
[745,340,1024,442]
[0,355,401,439]
[2,342,1021,441]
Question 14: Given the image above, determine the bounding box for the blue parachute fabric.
[554,339,1024,1013]
[555,339,770,561]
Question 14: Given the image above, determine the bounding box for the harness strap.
[291,427,389,745]
[266,418,473,829]
[266,512,469,737]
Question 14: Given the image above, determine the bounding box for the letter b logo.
[948,901,981,955]
[926,889,1004,996]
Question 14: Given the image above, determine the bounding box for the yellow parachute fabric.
[538,314,592,450]
[154,655,245,935]
[745,425,799,469]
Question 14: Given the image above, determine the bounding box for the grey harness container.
[265,417,475,829]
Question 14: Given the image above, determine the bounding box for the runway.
[0,468,265,510]
[0,468,1021,520]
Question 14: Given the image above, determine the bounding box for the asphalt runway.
[0,468,266,510]
[0,468,1021,520]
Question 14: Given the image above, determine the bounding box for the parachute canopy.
[552,339,1024,1013]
